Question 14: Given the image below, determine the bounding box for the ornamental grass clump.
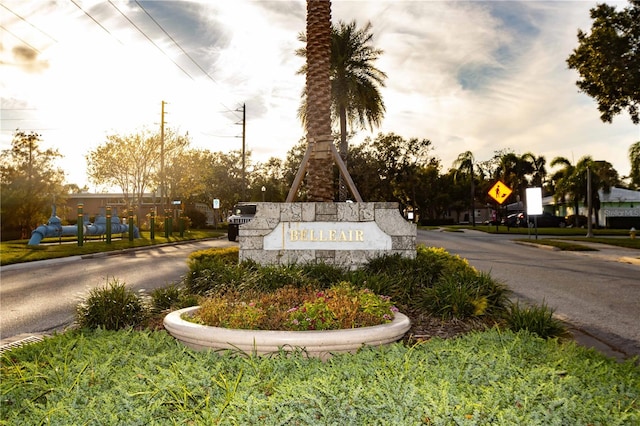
[75,278,148,330]
[419,269,510,319]
[189,282,397,331]
[149,284,198,313]
[506,301,568,339]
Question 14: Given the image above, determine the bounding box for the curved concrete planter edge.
[164,306,411,359]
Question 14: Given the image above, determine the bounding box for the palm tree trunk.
[305,0,334,202]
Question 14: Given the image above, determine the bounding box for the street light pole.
[261,186,266,202]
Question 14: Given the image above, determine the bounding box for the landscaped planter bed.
[164,306,411,359]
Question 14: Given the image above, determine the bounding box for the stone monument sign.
[239,202,416,268]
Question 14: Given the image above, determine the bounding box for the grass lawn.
[0,229,225,266]
[1,328,638,425]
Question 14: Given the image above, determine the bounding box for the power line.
[132,1,241,117]
[69,0,123,45]
[107,0,194,80]
[0,25,41,54]
[134,0,217,84]
[0,3,57,42]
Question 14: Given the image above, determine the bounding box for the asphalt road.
[0,239,235,342]
[417,228,640,359]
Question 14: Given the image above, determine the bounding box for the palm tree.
[452,151,477,226]
[550,156,580,225]
[522,152,547,191]
[494,152,534,205]
[298,20,387,200]
[301,0,333,202]
[331,21,386,200]
[629,141,640,189]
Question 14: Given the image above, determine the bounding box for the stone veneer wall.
[239,202,416,268]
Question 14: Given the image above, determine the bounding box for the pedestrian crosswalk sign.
[488,181,512,204]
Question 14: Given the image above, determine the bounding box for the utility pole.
[586,165,593,238]
[160,100,166,212]
[237,103,246,200]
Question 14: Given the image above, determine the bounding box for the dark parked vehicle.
[227,203,257,241]
[503,213,523,227]
[522,212,567,228]
[566,214,588,228]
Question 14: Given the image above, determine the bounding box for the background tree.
[350,133,436,213]
[412,162,444,222]
[440,169,471,224]
[628,141,640,188]
[550,156,580,226]
[201,150,250,214]
[298,20,387,200]
[567,0,640,124]
[523,152,548,192]
[165,149,213,205]
[0,131,66,240]
[251,157,290,203]
[550,155,620,227]
[345,141,386,201]
[575,157,619,227]
[86,127,189,220]
[492,151,534,207]
[452,151,478,226]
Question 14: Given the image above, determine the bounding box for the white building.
[544,186,640,229]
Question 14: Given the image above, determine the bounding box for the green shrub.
[75,279,148,330]
[250,264,310,292]
[187,246,239,264]
[150,284,198,313]
[185,257,248,295]
[416,269,504,319]
[505,301,567,339]
[421,272,478,319]
[354,246,482,312]
[301,262,347,287]
[186,247,346,296]
[182,244,511,322]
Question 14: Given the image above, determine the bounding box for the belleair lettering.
[288,228,364,242]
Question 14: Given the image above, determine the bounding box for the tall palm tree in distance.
[523,152,548,192]
[331,21,386,200]
[549,155,619,227]
[550,156,580,225]
[297,20,387,200]
[452,151,477,226]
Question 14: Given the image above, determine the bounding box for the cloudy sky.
[1,0,638,191]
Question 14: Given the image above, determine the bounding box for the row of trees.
[2,128,637,240]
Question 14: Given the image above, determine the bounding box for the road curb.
[513,241,560,251]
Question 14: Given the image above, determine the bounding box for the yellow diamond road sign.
[489,181,512,204]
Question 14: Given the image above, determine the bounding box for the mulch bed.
[403,309,500,344]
